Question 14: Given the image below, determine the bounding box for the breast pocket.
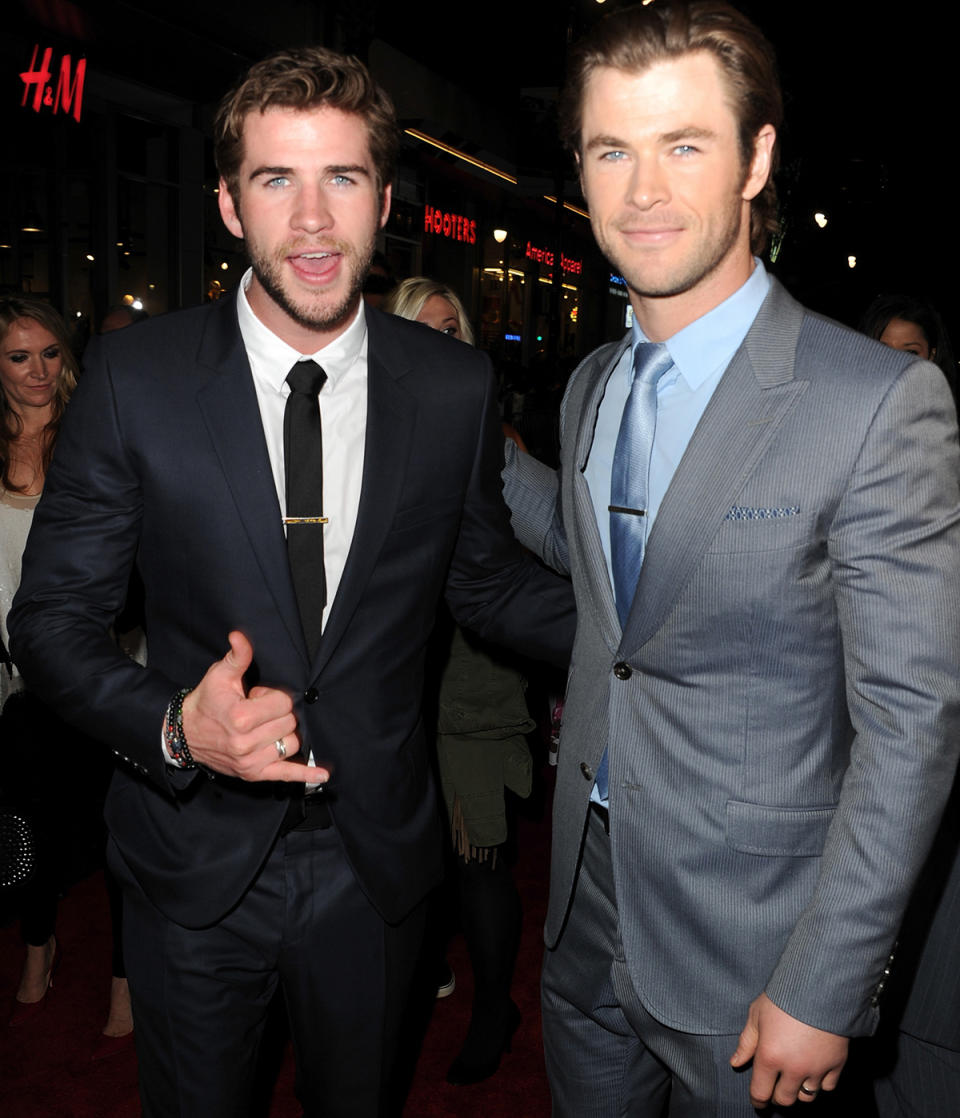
[707,506,812,555]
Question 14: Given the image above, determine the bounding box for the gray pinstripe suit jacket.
[505,278,960,1039]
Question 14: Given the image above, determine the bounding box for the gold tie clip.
[283,516,329,525]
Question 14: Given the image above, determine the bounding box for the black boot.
[446,851,523,1085]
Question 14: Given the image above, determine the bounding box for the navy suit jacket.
[10,295,573,928]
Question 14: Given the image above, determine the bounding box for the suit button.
[304,688,319,704]
[613,662,632,680]
[580,762,594,781]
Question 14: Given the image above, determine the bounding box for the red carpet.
[0,771,555,1118]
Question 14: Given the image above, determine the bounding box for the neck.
[12,406,53,439]
[246,276,360,353]
[631,242,756,343]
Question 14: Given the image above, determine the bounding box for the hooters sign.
[424,205,477,244]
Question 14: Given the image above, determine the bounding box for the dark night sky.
[9,0,955,332]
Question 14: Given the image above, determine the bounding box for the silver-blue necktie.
[596,342,672,803]
[609,342,674,626]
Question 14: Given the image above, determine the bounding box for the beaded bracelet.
[163,687,198,769]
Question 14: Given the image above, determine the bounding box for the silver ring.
[275,738,286,759]
[798,1084,818,1097]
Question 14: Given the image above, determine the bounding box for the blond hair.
[383,278,475,346]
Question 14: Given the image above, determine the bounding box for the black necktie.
[284,359,327,656]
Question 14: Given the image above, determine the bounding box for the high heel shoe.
[7,937,59,1027]
[446,1000,521,1085]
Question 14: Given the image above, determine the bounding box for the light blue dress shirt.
[585,262,771,592]
[585,262,770,807]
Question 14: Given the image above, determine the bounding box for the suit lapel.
[572,337,631,652]
[194,295,308,662]
[310,310,417,675]
[619,279,808,656]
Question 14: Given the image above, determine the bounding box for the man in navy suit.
[10,47,572,1117]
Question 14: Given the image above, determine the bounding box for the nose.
[40,355,61,380]
[291,182,333,234]
[628,155,670,211]
[26,354,47,379]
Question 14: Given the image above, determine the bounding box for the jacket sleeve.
[8,339,183,791]
[501,440,570,576]
[443,365,574,669]
[764,357,960,1036]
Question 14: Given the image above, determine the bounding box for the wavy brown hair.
[214,46,398,207]
[0,297,78,492]
[559,0,783,255]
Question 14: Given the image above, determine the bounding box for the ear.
[742,124,776,202]
[218,177,244,239]
[378,182,392,230]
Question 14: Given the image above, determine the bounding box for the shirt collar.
[631,260,770,390]
[236,266,367,393]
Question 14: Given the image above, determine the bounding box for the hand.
[180,631,328,784]
[730,993,848,1109]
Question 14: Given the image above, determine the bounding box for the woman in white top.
[1,297,79,1025]
[2,298,138,1051]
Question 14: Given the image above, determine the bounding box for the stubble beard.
[248,236,375,334]
[599,191,746,303]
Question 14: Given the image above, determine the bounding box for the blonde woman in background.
[1,298,133,1055]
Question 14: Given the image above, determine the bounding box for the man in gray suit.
[504,2,960,1113]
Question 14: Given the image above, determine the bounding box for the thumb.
[730,1013,759,1068]
[222,630,254,679]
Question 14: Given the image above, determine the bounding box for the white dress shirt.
[164,273,367,765]
[236,268,367,633]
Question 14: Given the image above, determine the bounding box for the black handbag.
[0,802,36,888]
[0,662,38,888]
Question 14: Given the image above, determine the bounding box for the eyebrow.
[661,126,718,144]
[247,163,373,182]
[583,125,719,153]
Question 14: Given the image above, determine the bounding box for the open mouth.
[289,250,343,282]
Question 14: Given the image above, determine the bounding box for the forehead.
[3,318,57,349]
[581,52,738,141]
[881,317,928,344]
[420,295,457,319]
[237,104,374,167]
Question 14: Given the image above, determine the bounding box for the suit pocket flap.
[725,800,835,857]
